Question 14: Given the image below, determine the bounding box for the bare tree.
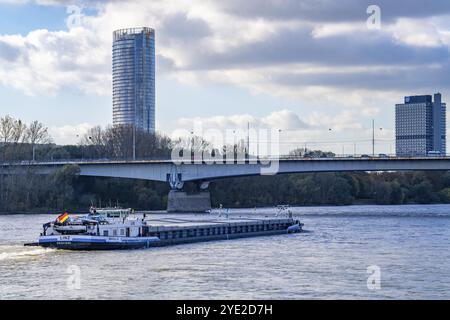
[79,126,108,158]
[79,125,172,160]
[26,120,52,161]
[288,147,307,158]
[1,116,31,160]
[12,119,27,143]
[0,115,15,144]
[27,121,51,145]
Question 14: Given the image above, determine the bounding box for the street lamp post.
[247,122,250,160]
[371,120,384,156]
[191,130,194,162]
[372,119,375,157]
[133,125,136,161]
[76,134,83,160]
[278,129,282,158]
[88,136,92,160]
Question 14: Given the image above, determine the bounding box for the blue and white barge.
[25,208,303,250]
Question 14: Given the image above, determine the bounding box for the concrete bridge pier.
[167,190,211,213]
[166,178,212,213]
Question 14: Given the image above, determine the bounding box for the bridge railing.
[3,153,450,166]
[0,156,172,165]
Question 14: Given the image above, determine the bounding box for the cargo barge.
[25,208,303,250]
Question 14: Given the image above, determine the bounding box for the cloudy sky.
[1,0,450,154]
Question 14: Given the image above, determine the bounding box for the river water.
[1,204,450,299]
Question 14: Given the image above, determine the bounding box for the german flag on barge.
[56,212,69,224]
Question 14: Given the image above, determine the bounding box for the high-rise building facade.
[113,27,155,133]
[395,93,446,156]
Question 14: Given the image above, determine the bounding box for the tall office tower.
[112,27,155,133]
[395,93,446,156]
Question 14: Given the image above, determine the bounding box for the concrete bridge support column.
[167,190,211,213]
[166,174,212,213]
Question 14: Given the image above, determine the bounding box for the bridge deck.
[3,157,450,183]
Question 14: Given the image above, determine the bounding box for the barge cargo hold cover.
[141,216,303,247]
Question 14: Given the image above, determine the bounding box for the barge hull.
[39,242,151,250]
[38,236,160,250]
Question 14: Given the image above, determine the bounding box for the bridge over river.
[2,156,449,212]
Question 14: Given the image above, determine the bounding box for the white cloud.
[175,109,360,133]
[0,26,111,95]
[311,22,365,38]
[261,110,309,129]
[306,110,362,132]
[388,18,445,47]
[49,122,93,144]
[361,107,380,117]
[176,109,309,132]
[311,15,450,50]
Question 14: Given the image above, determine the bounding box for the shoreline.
[1,203,449,215]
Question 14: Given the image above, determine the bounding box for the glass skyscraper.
[395,93,446,156]
[113,27,155,133]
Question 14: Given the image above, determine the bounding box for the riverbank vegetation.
[2,167,450,213]
[2,115,450,213]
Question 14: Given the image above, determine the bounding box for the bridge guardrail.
[3,154,450,166]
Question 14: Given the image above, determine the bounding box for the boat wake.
[0,246,55,261]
